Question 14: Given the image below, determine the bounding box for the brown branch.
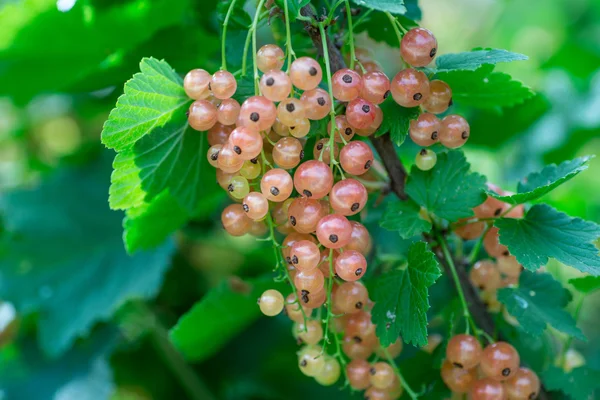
[299,8,550,399]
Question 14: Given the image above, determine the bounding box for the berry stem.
[385,12,404,47]
[326,0,346,24]
[220,0,239,71]
[251,0,267,94]
[344,0,356,70]
[559,293,585,367]
[436,231,479,336]
[283,0,296,73]
[318,22,340,173]
[322,248,336,346]
[381,346,419,400]
[468,223,491,265]
[241,29,252,76]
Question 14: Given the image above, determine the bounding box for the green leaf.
[0,154,174,357]
[355,11,417,47]
[371,241,441,347]
[274,0,311,20]
[497,271,585,340]
[0,0,191,102]
[568,276,600,294]
[495,204,600,275]
[0,329,118,399]
[170,278,287,361]
[489,156,593,205]
[123,192,189,253]
[217,0,251,28]
[375,98,420,146]
[406,150,487,222]
[232,75,257,103]
[351,0,406,15]
[435,49,528,72]
[380,199,432,239]
[436,65,534,109]
[542,366,600,399]
[102,58,191,151]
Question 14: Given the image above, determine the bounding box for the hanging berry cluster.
[442,335,541,399]
[180,9,495,396]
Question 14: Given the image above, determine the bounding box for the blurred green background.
[0,0,598,399]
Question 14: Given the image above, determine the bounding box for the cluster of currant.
[454,184,525,312]
[441,334,540,399]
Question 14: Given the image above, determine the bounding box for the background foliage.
[0,0,599,399]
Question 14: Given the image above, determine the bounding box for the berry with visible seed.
[360,71,391,105]
[260,69,292,102]
[409,113,441,147]
[480,342,520,381]
[261,168,293,202]
[340,141,374,176]
[332,68,362,101]
[316,214,353,249]
[346,98,377,130]
[400,27,438,67]
[242,192,269,220]
[440,114,470,149]
[221,204,252,236]
[300,88,331,120]
[390,68,430,107]
[446,334,483,370]
[415,148,437,171]
[294,160,334,200]
[290,57,322,91]
[335,250,367,281]
[329,178,368,216]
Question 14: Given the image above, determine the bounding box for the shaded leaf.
[375,98,420,146]
[380,199,432,239]
[542,366,600,399]
[568,276,600,294]
[350,0,406,15]
[436,49,528,72]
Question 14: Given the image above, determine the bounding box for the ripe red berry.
[237,96,277,132]
[339,141,374,176]
[346,98,376,130]
[440,115,470,149]
[332,68,362,101]
[184,69,211,99]
[210,70,237,99]
[423,80,452,114]
[360,71,391,105]
[316,214,352,249]
[446,334,483,369]
[188,100,218,131]
[480,342,520,381]
[335,250,367,281]
[390,68,430,108]
[256,44,285,73]
[260,168,293,202]
[290,57,322,91]
[293,160,334,199]
[409,113,441,147]
[329,178,368,216]
[400,27,438,67]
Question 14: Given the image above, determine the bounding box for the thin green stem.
[322,248,336,346]
[468,223,492,264]
[220,0,239,71]
[382,347,418,400]
[559,294,586,366]
[251,0,267,94]
[241,29,252,76]
[385,12,404,46]
[437,232,478,336]
[326,0,346,23]
[344,0,356,70]
[318,22,340,172]
[283,0,296,73]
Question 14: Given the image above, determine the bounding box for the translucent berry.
[446,334,483,370]
[505,368,540,400]
[440,115,470,149]
[207,144,222,168]
[221,204,252,236]
[210,70,237,99]
[316,214,353,249]
[400,27,438,67]
[454,218,486,240]
[227,175,250,199]
[469,378,507,400]
[300,88,331,120]
[483,227,509,258]
[256,44,285,73]
[260,69,292,102]
[334,281,369,314]
[273,137,304,169]
[390,68,430,108]
[346,98,377,130]
[369,362,395,390]
[329,178,368,216]
[423,80,452,114]
[343,335,374,359]
[332,68,362,101]
[285,293,312,323]
[441,360,477,393]
[328,115,355,143]
[339,141,374,176]
[238,96,277,132]
[282,232,317,262]
[207,123,233,145]
[315,356,341,386]
[290,240,321,272]
[294,160,334,199]
[347,359,371,389]
[295,319,324,345]
[345,311,376,341]
[355,104,383,137]
[217,143,244,173]
[277,97,306,127]
[335,250,367,281]
[364,386,393,400]
[346,221,372,255]
[288,118,311,138]
[188,100,218,131]
[298,345,326,377]
[480,342,520,381]
[294,268,325,295]
[470,260,502,291]
[497,255,523,278]
[314,139,339,165]
[361,71,391,105]
[409,113,441,147]
[184,69,211,99]
[415,148,437,171]
[288,197,326,234]
[258,289,284,316]
[298,286,326,309]
[240,158,261,180]
[229,126,263,160]
[242,192,269,220]
[290,57,322,91]
[214,99,239,126]
[261,168,293,202]
[374,338,403,359]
